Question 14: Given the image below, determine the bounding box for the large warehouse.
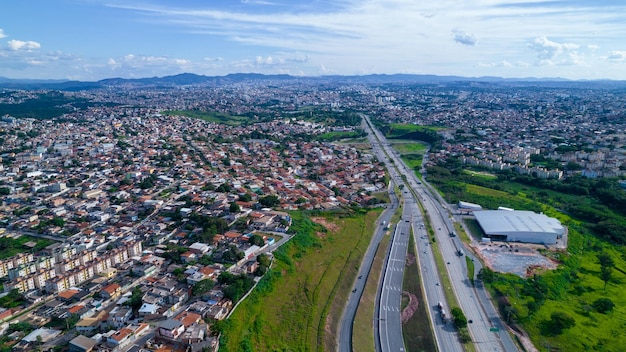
[473,210,565,244]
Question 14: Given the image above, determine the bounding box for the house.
[174,311,202,328]
[158,319,185,340]
[66,304,89,318]
[69,335,98,352]
[107,327,134,348]
[187,301,211,318]
[100,283,121,300]
[207,305,228,320]
[181,251,198,263]
[169,287,189,306]
[58,289,81,302]
[76,310,108,336]
[244,260,258,274]
[138,302,159,316]
[188,242,210,255]
[108,306,132,329]
[0,308,13,322]
[181,323,207,345]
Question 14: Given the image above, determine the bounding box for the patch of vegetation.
[465,256,475,286]
[164,110,251,126]
[0,289,26,308]
[429,160,626,351]
[402,229,437,351]
[218,209,379,352]
[401,153,423,171]
[315,130,367,142]
[0,91,94,120]
[0,236,53,260]
[353,231,391,352]
[378,123,443,149]
[392,142,428,154]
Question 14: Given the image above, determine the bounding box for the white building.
[474,210,565,245]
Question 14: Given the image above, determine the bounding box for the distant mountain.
[0,72,623,91]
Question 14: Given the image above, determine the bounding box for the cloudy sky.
[1,0,626,80]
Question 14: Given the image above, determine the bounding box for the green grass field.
[392,142,428,154]
[163,110,250,125]
[401,154,423,171]
[219,209,380,352]
[315,131,364,141]
[388,123,445,134]
[0,235,53,260]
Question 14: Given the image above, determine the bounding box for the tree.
[543,311,575,335]
[249,234,265,246]
[216,183,231,193]
[258,195,280,208]
[192,279,215,296]
[477,268,495,284]
[229,202,241,213]
[239,193,252,202]
[126,286,143,310]
[450,307,467,329]
[592,297,615,314]
[257,253,271,268]
[597,252,614,290]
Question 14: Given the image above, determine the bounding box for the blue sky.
[1,0,626,80]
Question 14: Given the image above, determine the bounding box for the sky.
[2,0,626,81]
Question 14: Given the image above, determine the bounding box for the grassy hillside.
[218,209,380,352]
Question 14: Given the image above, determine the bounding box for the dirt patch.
[401,291,419,323]
[311,217,341,232]
[472,242,559,277]
[406,253,416,267]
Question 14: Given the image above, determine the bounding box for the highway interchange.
[339,116,519,352]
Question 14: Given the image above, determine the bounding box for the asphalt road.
[364,115,463,352]
[401,155,519,352]
[337,188,398,352]
[377,206,411,352]
[339,116,517,352]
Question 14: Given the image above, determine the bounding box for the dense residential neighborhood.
[0,84,389,351]
[0,75,625,351]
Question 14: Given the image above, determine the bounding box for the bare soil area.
[472,242,559,277]
[401,291,418,323]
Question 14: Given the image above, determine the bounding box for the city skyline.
[2,0,626,81]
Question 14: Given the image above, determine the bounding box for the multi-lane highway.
[377,201,411,352]
[338,185,398,352]
[364,117,464,352]
[362,115,518,352]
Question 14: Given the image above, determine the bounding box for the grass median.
[402,227,437,351]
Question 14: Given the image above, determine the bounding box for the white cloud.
[452,29,477,46]
[7,39,41,51]
[0,29,7,39]
[203,57,224,61]
[606,51,626,62]
[528,37,582,65]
